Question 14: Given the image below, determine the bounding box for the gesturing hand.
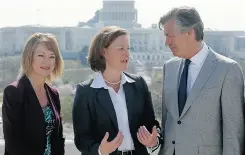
[137,126,158,147]
[99,131,124,155]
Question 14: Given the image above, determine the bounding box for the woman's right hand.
[99,131,124,155]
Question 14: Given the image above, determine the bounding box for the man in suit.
[157,6,244,155]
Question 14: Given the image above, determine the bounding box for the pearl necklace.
[104,78,121,85]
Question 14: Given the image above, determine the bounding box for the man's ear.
[187,28,195,36]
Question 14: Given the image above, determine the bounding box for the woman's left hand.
[137,126,158,147]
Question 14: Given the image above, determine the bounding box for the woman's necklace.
[103,78,121,85]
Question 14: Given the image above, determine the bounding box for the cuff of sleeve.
[98,146,109,155]
[146,137,160,154]
[98,147,102,155]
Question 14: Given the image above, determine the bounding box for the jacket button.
[172,141,175,144]
[177,121,181,124]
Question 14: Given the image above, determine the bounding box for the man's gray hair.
[159,6,204,41]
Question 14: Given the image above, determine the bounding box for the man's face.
[164,20,190,58]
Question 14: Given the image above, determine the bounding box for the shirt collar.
[190,42,209,65]
[90,72,135,89]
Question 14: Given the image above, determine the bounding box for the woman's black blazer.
[2,75,65,155]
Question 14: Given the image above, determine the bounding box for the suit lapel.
[96,88,119,130]
[123,82,135,127]
[180,50,218,118]
[166,59,183,120]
